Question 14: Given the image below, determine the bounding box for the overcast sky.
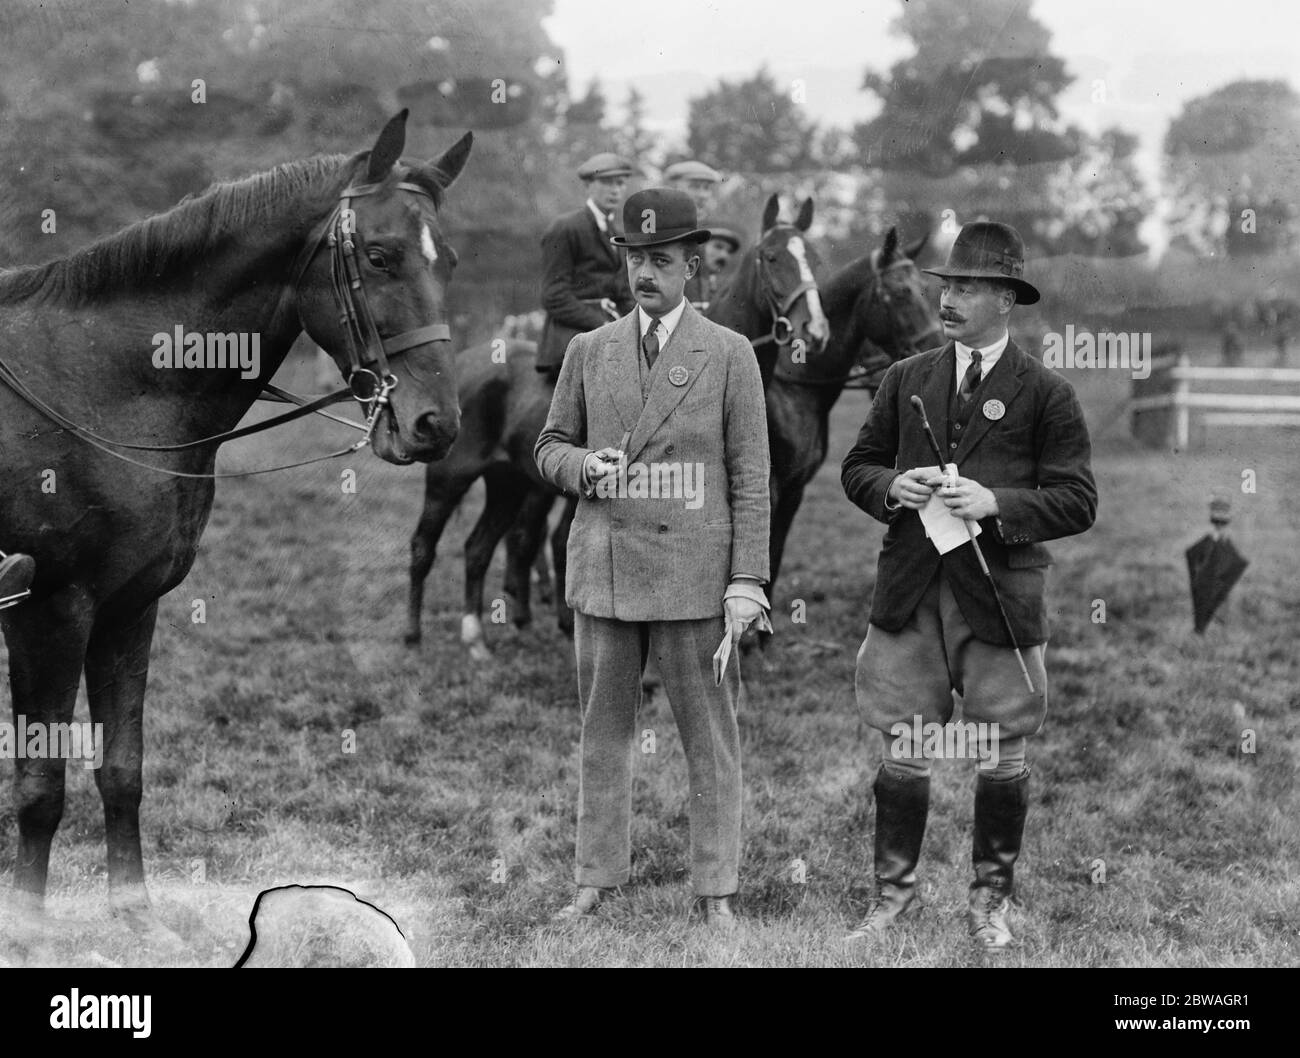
[542,0,1300,178]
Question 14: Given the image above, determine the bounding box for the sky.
[541,0,1300,183]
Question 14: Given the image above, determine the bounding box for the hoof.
[403,630,422,647]
[112,901,185,952]
[466,640,493,665]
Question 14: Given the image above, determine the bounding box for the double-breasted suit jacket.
[534,302,770,621]
[537,207,635,373]
[841,339,1097,647]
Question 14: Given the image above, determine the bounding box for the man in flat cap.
[698,222,743,313]
[840,221,1097,950]
[535,187,771,929]
[664,160,723,312]
[536,153,638,382]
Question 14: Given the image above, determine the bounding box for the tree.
[1045,128,1151,257]
[686,66,818,174]
[1164,79,1300,256]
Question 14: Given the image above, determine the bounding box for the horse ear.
[881,226,899,263]
[902,230,929,262]
[761,193,780,233]
[796,197,814,232]
[365,109,409,183]
[426,131,474,190]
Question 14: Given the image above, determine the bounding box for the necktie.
[642,320,661,370]
[959,349,982,404]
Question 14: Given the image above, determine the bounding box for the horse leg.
[503,488,555,629]
[405,472,475,646]
[461,470,528,663]
[551,495,577,637]
[83,600,180,946]
[759,481,806,652]
[3,588,94,916]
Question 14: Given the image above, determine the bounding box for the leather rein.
[0,179,449,479]
[748,231,820,352]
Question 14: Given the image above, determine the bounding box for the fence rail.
[1131,354,1300,449]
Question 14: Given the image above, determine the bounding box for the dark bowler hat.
[577,152,635,180]
[610,188,711,248]
[923,221,1040,305]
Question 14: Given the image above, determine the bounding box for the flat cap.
[663,160,722,184]
[577,152,635,179]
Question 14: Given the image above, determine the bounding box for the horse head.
[853,226,943,366]
[296,110,472,464]
[754,193,830,356]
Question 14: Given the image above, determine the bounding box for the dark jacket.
[537,206,633,372]
[841,339,1097,647]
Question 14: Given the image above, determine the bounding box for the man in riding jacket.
[840,221,1097,951]
[536,153,638,384]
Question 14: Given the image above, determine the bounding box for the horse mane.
[0,151,439,307]
[822,252,877,338]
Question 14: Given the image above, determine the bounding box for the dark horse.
[762,227,941,622]
[404,195,829,658]
[0,111,471,937]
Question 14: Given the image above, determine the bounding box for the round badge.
[668,365,689,387]
[982,399,1005,421]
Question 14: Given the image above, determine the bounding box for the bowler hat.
[923,221,1040,305]
[577,152,635,180]
[610,188,711,248]
[663,159,722,184]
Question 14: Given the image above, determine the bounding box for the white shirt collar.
[955,330,1009,379]
[586,198,610,233]
[638,299,687,344]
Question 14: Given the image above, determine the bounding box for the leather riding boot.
[845,766,930,940]
[968,767,1030,950]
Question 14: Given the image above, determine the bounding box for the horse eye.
[763,250,778,262]
[366,248,388,269]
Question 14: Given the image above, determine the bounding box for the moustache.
[636,284,659,293]
[940,313,965,323]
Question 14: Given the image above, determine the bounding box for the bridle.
[773,252,938,390]
[0,178,453,479]
[290,178,450,411]
[749,229,821,352]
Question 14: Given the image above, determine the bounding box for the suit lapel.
[601,312,643,434]
[953,339,1027,463]
[625,303,710,463]
[916,344,955,468]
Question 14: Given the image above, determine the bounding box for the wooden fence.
[1131,354,1300,449]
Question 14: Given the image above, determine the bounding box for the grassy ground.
[2,341,1298,968]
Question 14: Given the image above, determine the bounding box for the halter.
[0,178,453,479]
[749,232,821,351]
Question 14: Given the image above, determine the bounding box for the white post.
[1174,353,1190,450]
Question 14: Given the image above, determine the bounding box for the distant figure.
[665,160,724,311]
[535,153,637,384]
[1220,316,1244,368]
[699,222,743,313]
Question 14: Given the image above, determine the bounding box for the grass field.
[2,340,1298,968]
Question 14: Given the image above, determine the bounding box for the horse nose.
[804,317,829,351]
[414,406,460,455]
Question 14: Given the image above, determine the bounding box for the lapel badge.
[668,365,689,387]
[982,398,1005,421]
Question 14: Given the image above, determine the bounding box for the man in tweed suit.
[535,188,771,929]
[840,222,1097,950]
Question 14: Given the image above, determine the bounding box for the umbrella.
[1185,533,1249,633]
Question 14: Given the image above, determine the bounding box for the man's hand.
[582,447,624,490]
[724,594,764,641]
[939,476,999,520]
[598,297,619,320]
[887,466,948,510]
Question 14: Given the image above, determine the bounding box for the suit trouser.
[574,611,741,896]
